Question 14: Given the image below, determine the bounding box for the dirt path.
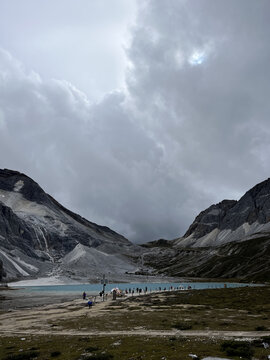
[1,296,270,340]
[1,329,270,339]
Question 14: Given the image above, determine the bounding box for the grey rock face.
[0,259,5,281]
[184,199,237,239]
[0,169,143,281]
[220,178,270,230]
[176,178,270,248]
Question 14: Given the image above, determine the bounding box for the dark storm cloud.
[127,0,270,199]
[1,0,270,242]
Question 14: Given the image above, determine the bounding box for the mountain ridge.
[0,169,145,282]
[1,169,270,283]
[173,177,270,248]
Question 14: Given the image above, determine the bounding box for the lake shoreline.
[0,280,256,311]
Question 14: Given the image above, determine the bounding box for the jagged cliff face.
[174,178,270,248]
[183,200,237,239]
[142,178,270,281]
[0,169,143,282]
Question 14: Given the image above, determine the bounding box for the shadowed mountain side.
[0,169,145,282]
[142,236,270,282]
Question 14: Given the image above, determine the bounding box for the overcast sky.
[0,0,270,243]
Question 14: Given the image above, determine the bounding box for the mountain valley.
[1,169,270,283]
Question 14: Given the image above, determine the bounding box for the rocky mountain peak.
[183,178,270,242]
[219,178,270,232]
[174,177,270,249]
[0,169,51,206]
[184,199,237,239]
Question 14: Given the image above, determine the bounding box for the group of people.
[82,284,193,308]
[123,287,148,295]
[121,285,192,295]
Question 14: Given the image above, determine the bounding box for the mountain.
[0,169,144,282]
[2,169,270,283]
[176,178,270,248]
[142,178,270,281]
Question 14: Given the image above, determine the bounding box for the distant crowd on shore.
[120,285,192,295]
[81,284,194,308]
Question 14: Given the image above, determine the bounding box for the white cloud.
[0,0,137,101]
[1,0,270,243]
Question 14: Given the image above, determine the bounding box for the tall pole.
[101,274,107,301]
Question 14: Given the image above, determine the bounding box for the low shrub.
[255,325,268,331]
[51,351,61,357]
[221,340,254,359]
[85,346,100,352]
[3,351,40,360]
[172,322,192,330]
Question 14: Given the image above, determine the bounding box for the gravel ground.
[0,288,86,310]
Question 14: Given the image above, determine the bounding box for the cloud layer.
[1,0,270,242]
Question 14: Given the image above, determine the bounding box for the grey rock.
[184,200,237,239]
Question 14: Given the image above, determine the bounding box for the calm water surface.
[13,282,253,295]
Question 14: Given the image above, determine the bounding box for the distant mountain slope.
[142,236,270,282]
[175,178,270,248]
[0,169,143,282]
[142,178,270,281]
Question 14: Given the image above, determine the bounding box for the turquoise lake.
[13,281,253,294]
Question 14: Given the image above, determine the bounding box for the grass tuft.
[85,346,100,352]
[255,325,268,331]
[3,351,40,360]
[51,350,61,357]
[172,322,192,330]
[220,340,254,359]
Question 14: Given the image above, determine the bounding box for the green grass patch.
[52,286,270,332]
[1,335,270,360]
